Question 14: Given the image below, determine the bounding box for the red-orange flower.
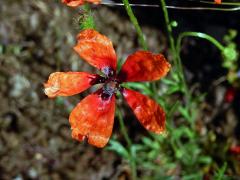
[44,29,171,148]
[229,145,240,154]
[214,0,221,4]
[62,0,101,7]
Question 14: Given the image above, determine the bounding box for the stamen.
[101,66,115,77]
[100,81,120,100]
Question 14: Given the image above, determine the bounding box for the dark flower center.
[102,66,115,78]
[98,66,122,100]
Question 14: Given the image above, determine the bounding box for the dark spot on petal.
[117,70,127,82]
[101,92,112,101]
[95,88,111,101]
[90,75,106,85]
[98,84,116,101]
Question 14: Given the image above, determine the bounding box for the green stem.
[176,32,225,53]
[160,0,190,101]
[175,32,225,124]
[81,5,96,30]
[160,0,195,125]
[122,0,147,50]
[117,109,132,147]
[122,0,162,99]
[159,0,185,81]
[159,0,177,63]
[176,32,225,100]
[116,109,137,180]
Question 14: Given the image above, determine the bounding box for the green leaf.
[161,78,177,86]
[123,82,153,96]
[214,162,228,180]
[107,140,129,159]
[178,106,191,121]
[182,173,202,180]
[198,156,212,164]
[167,101,180,119]
[142,137,159,150]
[166,85,181,94]
[130,144,142,159]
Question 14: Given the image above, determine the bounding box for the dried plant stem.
[122,0,148,50]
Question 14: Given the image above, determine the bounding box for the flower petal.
[122,88,165,134]
[74,29,117,72]
[69,89,115,148]
[214,0,221,4]
[62,0,101,7]
[44,72,98,98]
[229,146,240,154]
[118,51,170,82]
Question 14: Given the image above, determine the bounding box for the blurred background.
[0,0,240,179]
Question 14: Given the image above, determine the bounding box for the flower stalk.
[116,109,137,180]
[122,0,148,50]
[159,0,192,121]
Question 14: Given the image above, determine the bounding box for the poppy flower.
[224,87,236,103]
[229,145,240,154]
[214,0,221,4]
[44,29,171,148]
[62,0,101,7]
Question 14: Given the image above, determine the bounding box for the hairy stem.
[122,0,148,50]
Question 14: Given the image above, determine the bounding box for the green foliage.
[76,0,237,179]
[78,5,96,30]
[123,82,153,96]
[222,30,239,70]
[0,44,22,56]
[214,162,229,180]
[107,140,130,159]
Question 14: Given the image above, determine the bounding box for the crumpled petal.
[74,29,117,72]
[118,51,170,82]
[69,89,115,148]
[44,72,98,98]
[122,88,165,134]
[62,0,101,7]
